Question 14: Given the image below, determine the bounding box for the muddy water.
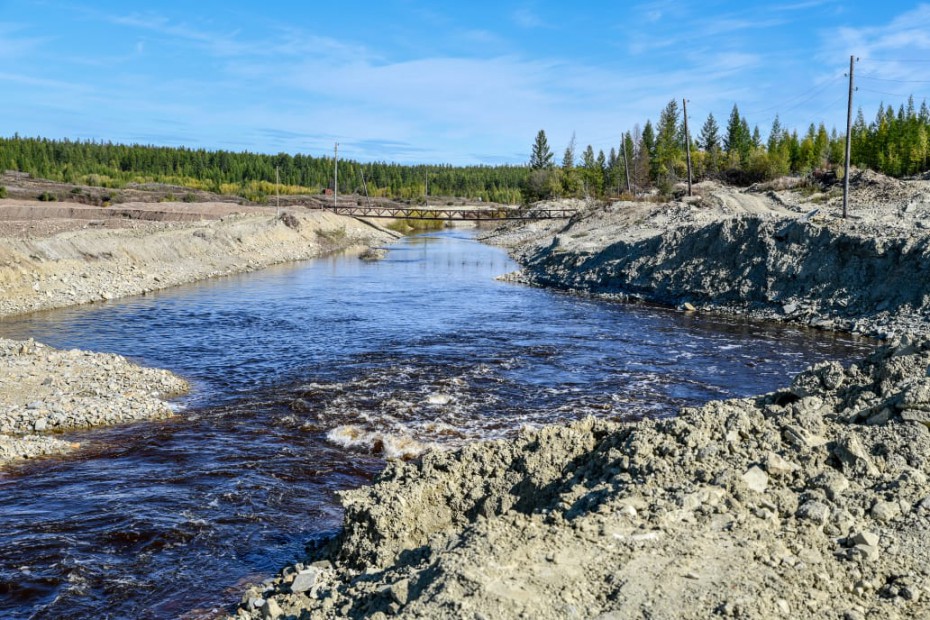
[0,230,871,619]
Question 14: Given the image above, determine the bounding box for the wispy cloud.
[511,7,547,29]
[827,4,930,59]
[0,23,52,59]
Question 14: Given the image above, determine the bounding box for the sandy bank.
[483,171,930,339]
[0,337,188,466]
[0,207,400,317]
[235,337,930,619]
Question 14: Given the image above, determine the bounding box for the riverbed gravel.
[0,337,189,465]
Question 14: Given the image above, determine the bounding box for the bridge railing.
[319,205,576,221]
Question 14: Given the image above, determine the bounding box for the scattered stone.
[260,597,282,620]
[389,578,410,606]
[870,500,901,523]
[812,470,850,500]
[797,500,831,525]
[849,531,879,548]
[741,466,769,493]
[832,436,878,477]
[290,568,321,594]
[765,451,797,476]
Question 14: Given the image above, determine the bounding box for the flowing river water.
[0,229,871,619]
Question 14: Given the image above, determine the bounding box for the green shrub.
[70,187,83,194]
[182,193,197,203]
[37,191,57,202]
[0,186,7,199]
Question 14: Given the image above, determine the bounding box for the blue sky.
[1,1,929,165]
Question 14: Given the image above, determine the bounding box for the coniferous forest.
[1,95,928,205]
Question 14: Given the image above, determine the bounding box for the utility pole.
[334,142,338,208]
[843,55,857,219]
[425,169,429,207]
[682,98,693,197]
[275,165,280,215]
[621,133,632,196]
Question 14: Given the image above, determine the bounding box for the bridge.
[323,204,577,221]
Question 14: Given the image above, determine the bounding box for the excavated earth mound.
[485,177,930,339]
[235,337,930,620]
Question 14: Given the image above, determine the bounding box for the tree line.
[0,136,524,204]
[1,94,928,205]
[525,95,930,201]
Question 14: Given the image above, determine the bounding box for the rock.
[741,466,769,493]
[812,470,849,500]
[831,436,878,477]
[850,544,880,561]
[849,531,879,548]
[865,408,893,425]
[290,567,321,593]
[797,501,831,525]
[900,410,930,427]
[682,302,696,312]
[260,597,282,620]
[765,451,797,476]
[782,425,826,450]
[33,418,47,432]
[359,248,388,262]
[389,578,410,605]
[870,500,900,523]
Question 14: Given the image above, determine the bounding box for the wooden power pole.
[682,98,693,197]
[843,55,856,219]
[334,142,339,207]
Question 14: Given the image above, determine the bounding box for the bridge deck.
[322,205,576,221]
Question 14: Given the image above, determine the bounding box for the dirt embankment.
[484,171,930,339]
[0,206,400,317]
[235,337,930,620]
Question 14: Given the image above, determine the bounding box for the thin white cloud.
[828,4,930,59]
[512,7,546,29]
[0,23,52,59]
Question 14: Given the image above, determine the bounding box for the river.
[0,229,870,619]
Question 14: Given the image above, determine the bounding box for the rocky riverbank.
[235,336,930,619]
[0,337,188,465]
[483,171,930,339]
[229,173,930,619]
[0,206,399,317]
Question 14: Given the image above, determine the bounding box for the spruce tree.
[699,113,721,175]
[562,132,576,170]
[529,130,554,169]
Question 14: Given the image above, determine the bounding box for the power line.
[858,86,930,99]
[859,74,930,84]
[745,75,844,118]
[865,58,930,64]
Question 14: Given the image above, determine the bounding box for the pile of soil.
[234,337,930,619]
[483,175,930,338]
